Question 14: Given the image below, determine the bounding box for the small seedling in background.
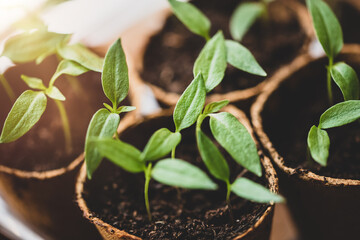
[230,0,273,42]
[167,0,267,85]
[306,0,360,166]
[306,0,359,104]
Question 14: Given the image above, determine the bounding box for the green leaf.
[319,100,360,129]
[231,178,284,203]
[306,0,343,59]
[116,106,136,114]
[57,43,103,72]
[225,40,266,76]
[330,62,359,101]
[141,128,181,162]
[2,29,67,63]
[0,90,47,143]
[21,75,46,90]
[152,158,218,190]
[203,100,229,115]
[102,39,129,107]
[307,125,330,166]
[45,86,65,101]
[209,112,262,177]
[85,109,120,178]
[91,138,144,173]
[173,73,206,132]
[49,60,89,87]
[230,2,265,41]
[196,130,229,182]
[193,31,227,92]
[168,0,210,39]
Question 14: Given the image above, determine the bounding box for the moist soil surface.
[84,116,270,239]
[141,0,306,95]
[335,1,360,44]
[0,56,110,171]
[262,54,360,180]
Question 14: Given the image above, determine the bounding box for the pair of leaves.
[306,0,343,59]
[168,0,210,40]
[308,100,360,165]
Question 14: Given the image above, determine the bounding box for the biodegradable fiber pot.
[0,56,115,239]
[127,0,313,107]
[76,106,280,240]
[251,45,360,240]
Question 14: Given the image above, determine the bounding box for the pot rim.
[76,106,279,240]
[127,0,313,107]
[251,44,360,187]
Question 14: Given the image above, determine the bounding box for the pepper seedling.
[306,0,360,166]
[306,0,359,104]
[308,100,360,166]
[167,0,267,88]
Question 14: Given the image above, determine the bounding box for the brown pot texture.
[0,55,135,239]
[251,44,360,240]
[76,106,280,240]
[122,0,313,107]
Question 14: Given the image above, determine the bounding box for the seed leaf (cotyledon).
[101,39,129,107]
[209,112,262,177]
[168,0,211,40]
[306,0,343,59]
[173,73,206,132]
[196,130,229,182]
[91,138,144,173]
[193,31,227,92]
[319,100,360,129]
[231,178,284,203]
[152,158,218,190]
[0,90,47,143]
[307,125,330,166]
[225,40,266,77]
[21,75,46,90]
[330,62,359,101]
[49,60,89,87]
[141,128,181,162]
[203,100,229,115]
[85,108,120,178]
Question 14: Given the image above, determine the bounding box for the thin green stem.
[327,57,334,105]
[54,100,72,154]
[171,146,176,159]
[144,163,153,222]
[226,180,234,223]
[0,75,15,102]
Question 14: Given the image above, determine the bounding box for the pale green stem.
[226,180,234,223]
[0,75,15,102]
[144,163,153,222]
[54,100,72,154]
[327,57,334,105]
[171,146,176,159]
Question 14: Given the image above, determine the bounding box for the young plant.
[167,0,267,86]
[306,0,360,166]
[306,0,360,104]
[0,23,104,153]
[308,100,360,166]
[230,0,273,42]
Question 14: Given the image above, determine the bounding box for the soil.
[262,54,360,180]
[141,0,306,95]
[84,116,270,240]
[0,56,118,171]
[338,1,360,44]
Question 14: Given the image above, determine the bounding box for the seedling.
[306,0,360,166]
[230,0,273,42]
[168,0,267,87]
[0,23,104,153]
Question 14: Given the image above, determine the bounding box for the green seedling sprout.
[306,0,360,166]
[0,20,104,153]
[167,0,267,84]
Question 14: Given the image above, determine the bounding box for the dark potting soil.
[84,116,270,239]
[334,1,360,44]
[262,54,360,180]
[141,0,306,95]
[0,56,112,171]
